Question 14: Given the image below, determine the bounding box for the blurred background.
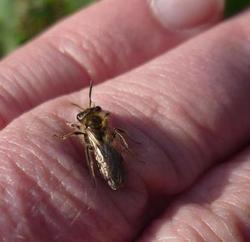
[0,0,249,58]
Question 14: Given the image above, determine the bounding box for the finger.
[138,147,250,241]
[69,10,250,195]
[0,0,224,129]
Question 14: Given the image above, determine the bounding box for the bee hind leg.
[113,128,129,151]
[113,128,144,163]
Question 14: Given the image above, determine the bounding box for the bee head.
[77,106,103,129]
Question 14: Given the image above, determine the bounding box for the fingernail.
[150,0,224,31]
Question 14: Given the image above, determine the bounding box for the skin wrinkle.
[0,190,16,238]
[164,75,223,149]
[103,88,178,142]
[30,99,152,236]
[22,140,86,197]
[1,137,83,201]
[11,162,74,241]
[173,217,205,242]
[221,205,250,241]
[0,157,43,240]
[70,209,82,226]
[82,27,121,74]
[0,78,24,113]
[143,192,245,242]
[187,206,226,242]
[33,135,87,185]
[104,84,212,186]
[179,105,220,158]
[48,32,103,80]
[51,20,130,82]
[48,0,169,80]
[105,94,180,191]
[0,64,38,109]
[28,112,85,163]
[163,164,250,242]
[24,47,57,99]
[13,69,40,107]
[27,40,88,94]
[173,208,233,242]
[0,38,90,130]
[214,204,244,241]
[1,138,96,214]
[46,36,92,84]
[156,37,250,142]
[0,0,223,130]
[114,76,222,162]
[173,224,190,242]
[217,200,247,221]
[0,145,95,241]
[149,108,205,184]
[195,217,220,242]
[0,116,139,240]
[56,198,85,227]
[211,211,241,241]
[96,85,225,196]
[7,50,46,99]
[230,172,250,184]
[218,196,250,223]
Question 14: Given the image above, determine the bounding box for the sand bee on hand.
[58,81,129,190]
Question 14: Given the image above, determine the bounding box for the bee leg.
[114,128,140,144]
[113,128,144,163]
[113,128,129,151]
[85,146,97,186]
[112,128,136,158]
[54,131,84,140]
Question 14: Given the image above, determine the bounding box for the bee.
[57,81,129,190]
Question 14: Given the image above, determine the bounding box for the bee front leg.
[54,131,84,140]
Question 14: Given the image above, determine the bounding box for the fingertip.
[150,0,224,32]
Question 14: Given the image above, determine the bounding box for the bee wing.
[86,129,124,190]
[84,145,96,181]
[100,144,124,190]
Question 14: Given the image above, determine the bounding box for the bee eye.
[77,112,84,121]
[94,106,102,112]
[88,116,102,128]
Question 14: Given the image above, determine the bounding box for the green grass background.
[0,0,249,58]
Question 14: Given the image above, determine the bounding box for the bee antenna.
[89,80,93,107]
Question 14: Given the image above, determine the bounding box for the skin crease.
[0,0,190,128]
[0,0,250,241]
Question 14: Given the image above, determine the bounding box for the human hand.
[0,0,249,241]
